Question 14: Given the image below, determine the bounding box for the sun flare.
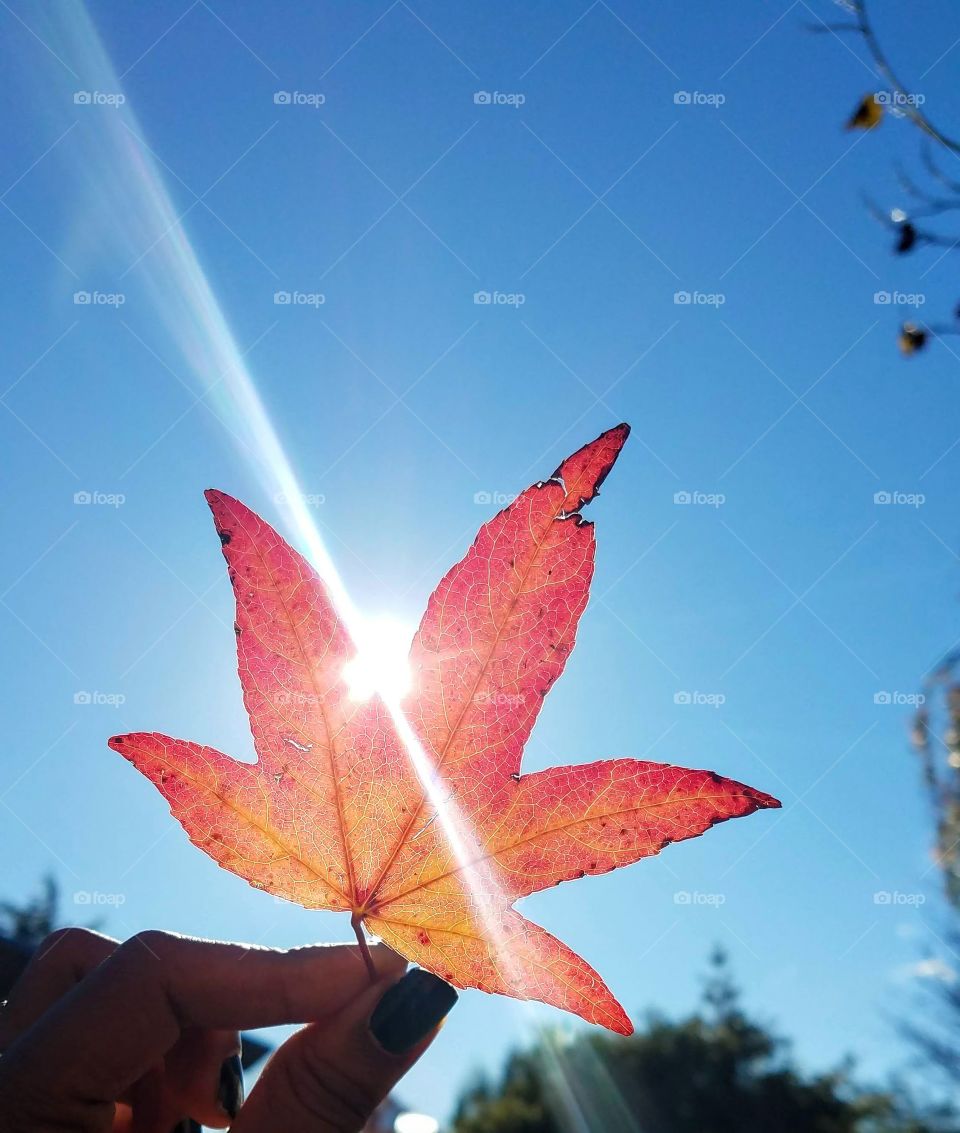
[342,616,414,703]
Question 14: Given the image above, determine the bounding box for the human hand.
[0,928,456,1132]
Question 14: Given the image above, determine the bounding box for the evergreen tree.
[451,950,942,1133]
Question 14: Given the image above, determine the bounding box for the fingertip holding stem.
[223,964,456,1131]
[369,969,458,1056]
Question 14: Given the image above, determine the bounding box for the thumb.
[231,969,457,1132]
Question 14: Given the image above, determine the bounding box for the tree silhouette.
[0,874,63,948]
[450,949,943,1133]
[906,657,960,1091]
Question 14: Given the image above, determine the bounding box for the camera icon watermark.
[873,490,925,508]
[73,290,125,307]
[473,290,525,307]
[73,90,126,107]
[673,290,725,307]
[673,90,725,107]
[274,290,325,307]
[674,690,726,707]
[473,90,526,108]
[74,890,126,906]
[873,690,925,706]
[875,90,925,109]
[473,490,518,507]
[276,690,323,708]
[74,490,126,507]
[673,490,725,508]
[73,690,126,707]
[874,290,925,307]
[73,489,125,507]
[274,489,326,507]
[674,890,726,906]
[873,889,925,906]
[273,90,325,108]
[474,690,525,707]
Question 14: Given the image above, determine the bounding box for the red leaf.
[110,425,779,1034]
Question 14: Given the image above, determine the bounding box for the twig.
[893,161,960,217]
[853,0,960,153]
[351,911,378,983]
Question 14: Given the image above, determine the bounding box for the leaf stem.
[351,912,378,984]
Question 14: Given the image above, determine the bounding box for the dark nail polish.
[218,1052,245,1119]
[370,968,458,1054]
[168,1121,202,1133]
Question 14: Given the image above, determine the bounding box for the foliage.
[450,950,946,1133]
[905,656,960,1088]
[0,875,60,949]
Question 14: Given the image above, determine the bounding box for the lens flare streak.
[51,0,527,1027]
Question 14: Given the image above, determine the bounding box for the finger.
[0,932,404,1121]
[0,928,117,1052]
[0,929,240,1130]
[117,1034,240,1132]
[127,1063,166,1133]
[161,1028,241,1129]
[232,968,457,1133]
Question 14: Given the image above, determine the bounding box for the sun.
[394,1115,439,1133]
[342,616,414,704]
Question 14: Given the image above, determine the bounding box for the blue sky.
[3,0,960,1123]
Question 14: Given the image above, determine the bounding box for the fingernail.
[218,1052,245,1119]
[369,968,458,1055]
[168,1121,202,1133]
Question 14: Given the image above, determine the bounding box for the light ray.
[28,17,642,1130]
[36,0,526,997]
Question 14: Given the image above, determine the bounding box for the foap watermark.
[674,890,726,906]
[874,490,925,508]
[674,690,726,708]
[674,490,725,508]
[874,691,925,707]
[474,691,525,708]
[74,490,125,508]
[674,90,725,108]
[473,490,518,507]
[74,90,125,107]
[274,90,325,108]
[473,90,525,108]
[74,290,125,307]
[74,890,126,907]
[674,290,725,307]
[74,690,126,707]
[876,90,926,109]
[874,890,926,907]
[874,290,925,307]
[275,690,322,708]
[474,290,525,307]
[274,489,326,507]
[274,290,325,307]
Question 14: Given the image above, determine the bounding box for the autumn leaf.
[846,92,883,130]
[894,221,917,255]
[898,322,928,355]
[109,424,779,1034]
